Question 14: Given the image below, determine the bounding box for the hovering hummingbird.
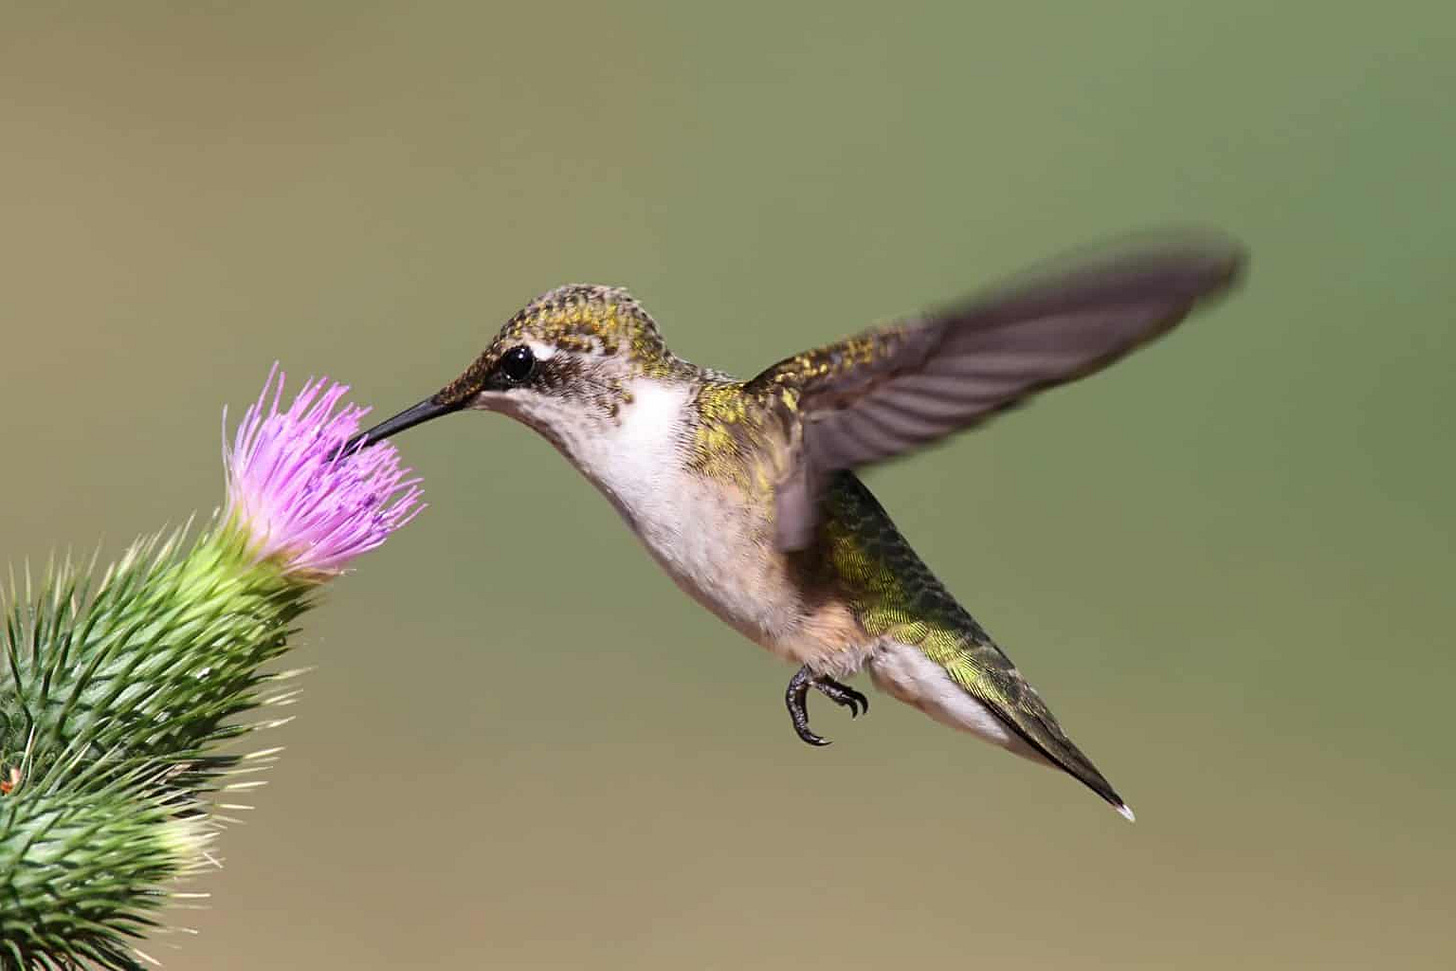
[348,230,1246,819]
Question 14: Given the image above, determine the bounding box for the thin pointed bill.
[341,396,465,455]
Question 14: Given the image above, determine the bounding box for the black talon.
[786,666,830,746]
[814,677,869,718]
[784,665,870,746]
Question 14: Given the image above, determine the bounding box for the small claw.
[811,677,870,720]
[796,727,831,747]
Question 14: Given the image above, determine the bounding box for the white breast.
[532,379,806,645]
[553,379,693,524]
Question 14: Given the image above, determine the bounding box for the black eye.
[498,345,535,383]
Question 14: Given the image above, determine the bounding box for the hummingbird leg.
[784,665,870,747]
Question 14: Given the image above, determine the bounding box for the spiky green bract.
[1,523,308,795]
[0,761,212,971]
[0,521,310,969]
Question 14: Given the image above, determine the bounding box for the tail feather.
[942,631,1133,820]
[868,634,1134,821]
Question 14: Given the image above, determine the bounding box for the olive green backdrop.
[3,3,1453,968]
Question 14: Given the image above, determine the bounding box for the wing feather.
[753,230,1247,549]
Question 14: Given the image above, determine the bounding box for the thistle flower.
[224,366,422,577]
[1,366,420,970]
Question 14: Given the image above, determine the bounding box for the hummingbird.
[348,230,1246,819]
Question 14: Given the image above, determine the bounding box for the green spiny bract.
[0,523,311,970]
[1,525,307,794]
[0,762,212,971]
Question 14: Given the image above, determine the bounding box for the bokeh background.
[3,3,1453,968]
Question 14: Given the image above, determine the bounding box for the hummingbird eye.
[498,345,536,383]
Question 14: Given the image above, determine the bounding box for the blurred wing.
[752,230,1247,550]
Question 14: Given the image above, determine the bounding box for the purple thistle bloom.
[224,365,423,576]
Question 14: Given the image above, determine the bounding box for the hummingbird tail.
[867,638,1134,821]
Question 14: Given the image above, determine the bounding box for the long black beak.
[341,396,464,455]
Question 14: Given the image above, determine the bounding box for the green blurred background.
[3,3,1453,968]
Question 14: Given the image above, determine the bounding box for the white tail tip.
[1116,803,1136,823]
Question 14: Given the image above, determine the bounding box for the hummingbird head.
[349,284,690,453]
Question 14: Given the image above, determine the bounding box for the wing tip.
[1114,801,1137,823]
[1051,225,1251,303]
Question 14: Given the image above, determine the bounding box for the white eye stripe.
[527,341,557,361]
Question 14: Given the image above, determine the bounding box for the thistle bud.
[1,367,420,969]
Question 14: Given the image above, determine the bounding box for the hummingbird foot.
[813,675,869,718]
[785,665,870,746]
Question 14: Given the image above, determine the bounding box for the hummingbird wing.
[749,229,1247,550]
